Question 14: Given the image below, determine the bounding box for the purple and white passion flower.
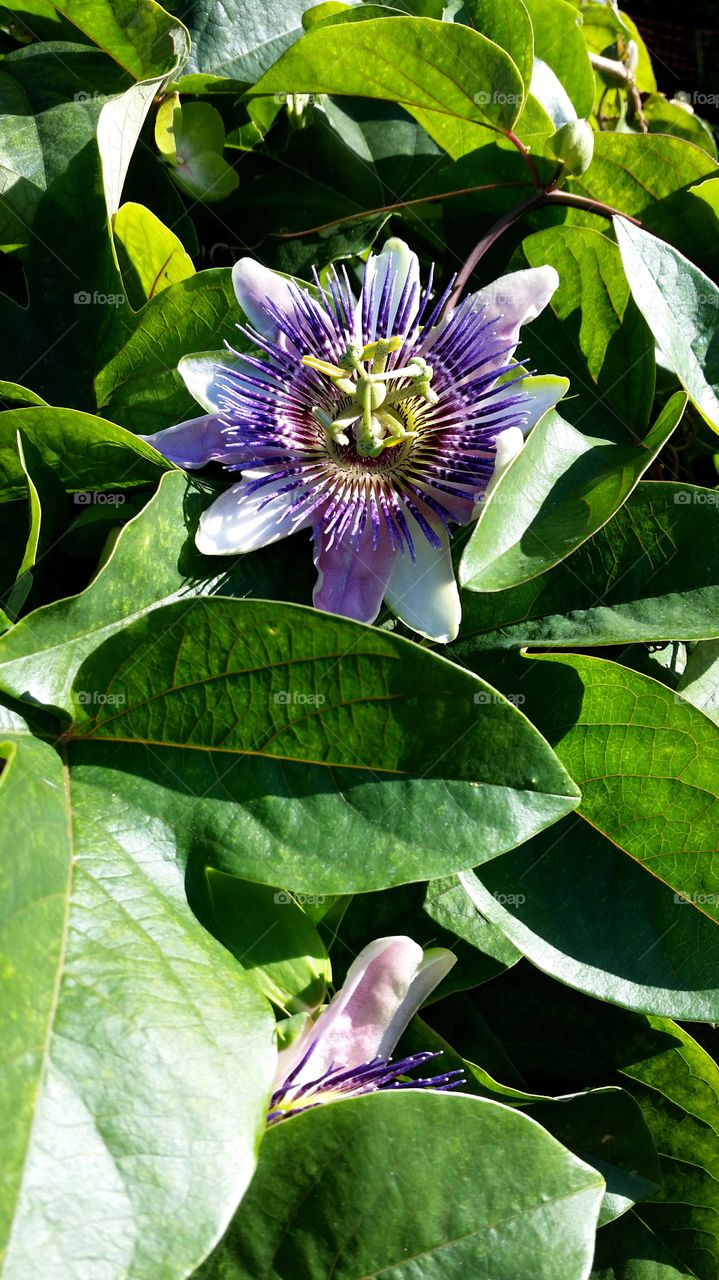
[143,239,567,643]
[268,935,461,1125]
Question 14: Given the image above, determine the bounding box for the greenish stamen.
[307,335,437,457]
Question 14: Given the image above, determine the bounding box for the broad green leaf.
[203,869,330,1013]
[49,0,190,80]
[0,383,48,410]
[194,1092,604,1280]
[155,98,239,203]
[459,394,684,592]
[0,704,276,1280]
[460,813,719,1019]
[251,17,526,134]
[454,482,719,651]
[454,0,533,93]
[94,269,241,431]
[517,225,655,437]
[476,652,719,931]
[56,596,579,893]
[113,201,195,309]
[523,0,595,118]
[0,42,131,252]
[399,1017,659,1226]
[591,1212,691,1279]
[677,641,719,726]
[0,471,315,712]
[182,0,328,83]
[578,5,656,96]
[642,94,717,159]
[463,964,719,1280]
[566,133,717,274]
[691,176,719,224]
[0,406,171,503]
[615,217,719,437]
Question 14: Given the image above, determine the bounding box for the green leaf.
[615,216,719,437]
[49,0,190,80]
[455,0,533,93]
[517,225,655,437]
[642,94,717,159]
[182,0,325,83]
[523,0,595,118]
[567,133,717,275]
[203,869,331,1013]
[676,641,719,726]
[251,16,526,134]
[193,1092,604,1280]
[480,652,719,931]
[465,964,719,1280]
[0,406,172,503]
[460,813,719,1019]
[155,98,239,202]
[454,481,719,651]
[94,269,241,431]
[591,1212,691,1279]
[57,597,578,894]
[0,703,276,1279]
[0,472,314,713]
[0,42,131,252]
[113,201,195,309]
[399,1017,659,1226]
[0,382,48,410]
[578,4,656,96]
[459,394,684,593]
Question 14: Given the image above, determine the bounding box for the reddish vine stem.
[446,189,643,312]
[271,180,532,239]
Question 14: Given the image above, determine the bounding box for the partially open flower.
[143,239,566,642]
[267,935,461,1125]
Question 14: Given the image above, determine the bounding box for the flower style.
[268,935,461,1124]
[142,239,567,642]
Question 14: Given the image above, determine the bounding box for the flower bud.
[544,119,594,176]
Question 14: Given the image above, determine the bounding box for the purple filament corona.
[267,1049,465,1125]
[212,262,531,560]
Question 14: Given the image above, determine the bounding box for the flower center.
[304,336,438,460]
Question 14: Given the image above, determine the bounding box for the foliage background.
[1,0,719,1277]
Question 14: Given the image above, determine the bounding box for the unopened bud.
[544,119,594,176]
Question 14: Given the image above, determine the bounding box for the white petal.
[362,236,421,340]
[483,426,525,502]
[231,258,299,342]
[298,937,424,1083]
[178,350,243,412]
[376,949,457,1059]
[196,471,313,556]
[384,525,461,644]
[518,373,569,432]
[471,265,559,370]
